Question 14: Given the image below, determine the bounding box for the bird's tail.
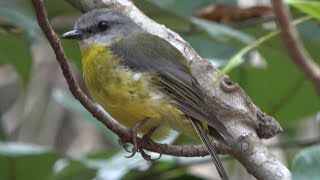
[190,119,229,180]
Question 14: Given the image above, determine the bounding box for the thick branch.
[271,0,320,95]
[31,0,230,158]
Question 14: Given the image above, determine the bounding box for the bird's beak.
[62,29,84,39]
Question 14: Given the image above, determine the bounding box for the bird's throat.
[81,44,107,63]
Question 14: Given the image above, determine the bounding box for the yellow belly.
[81,44,197,139]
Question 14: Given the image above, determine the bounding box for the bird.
[62,8,230,180]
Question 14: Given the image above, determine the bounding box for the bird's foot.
[118,137,131,153]
[138,133,162,161]
[118,122,162,161]
[118,119,148,158]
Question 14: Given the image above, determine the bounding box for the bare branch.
[271,0,320,95]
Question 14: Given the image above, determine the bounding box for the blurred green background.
[0,0,319,179]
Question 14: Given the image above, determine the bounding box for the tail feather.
[190,119,229,180]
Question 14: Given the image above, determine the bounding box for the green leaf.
[0,142,58,180]
[48,159,97,180]
[0,4,40,40]
[0,4,38,86]
[292,145,320,180]
[0,142,51,157]
[0,34,32,85]
[287,0,320,20]
[191,17,254,44]
[52,89,119,146]
[229,19,320,128]
[144,0,237,18]
[298,20,320,45]
[182,34,242,66]
[0,142,97,180]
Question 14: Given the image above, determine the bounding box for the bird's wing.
[111,32,230,180]
[111,32,229,138]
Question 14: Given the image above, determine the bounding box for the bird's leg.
[118,119,148,158]
[138,127,162,161]
[119,121,163,161]
[141,126,157,143]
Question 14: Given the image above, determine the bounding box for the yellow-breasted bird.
[62,9,230,180]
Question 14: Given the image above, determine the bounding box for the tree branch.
[32,0,291,179]
[271,0,320,95]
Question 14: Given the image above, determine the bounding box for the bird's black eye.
[98,21,109,31]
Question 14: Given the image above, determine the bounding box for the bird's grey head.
[62,9,141,49]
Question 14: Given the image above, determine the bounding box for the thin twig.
[271,0,320,95]
[31,0,230,158]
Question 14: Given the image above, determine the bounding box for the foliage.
[287,0,320,20]
[0,4,36,86]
